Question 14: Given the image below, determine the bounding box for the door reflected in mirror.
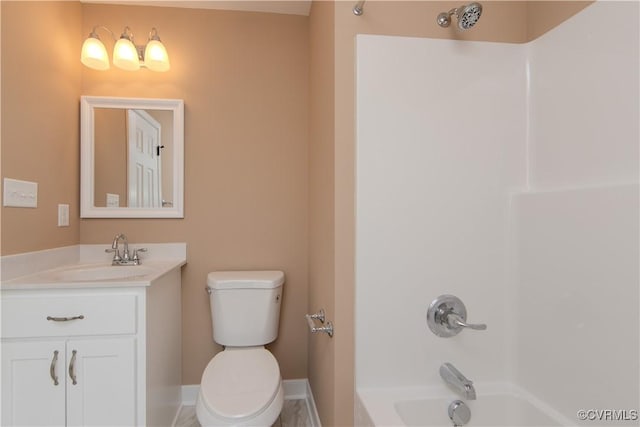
[93,108,174,208]
[81,96,184,218]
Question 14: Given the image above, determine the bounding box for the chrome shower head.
[457,2,483,29]
[437,2,483,31]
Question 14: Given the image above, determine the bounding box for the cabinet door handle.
[50,350,59,386]
[46,315,85,322]
[69,350,78,385]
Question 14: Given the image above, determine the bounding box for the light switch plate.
[106,193,120,207]
[3,178,38,208]
[58,204,70,227]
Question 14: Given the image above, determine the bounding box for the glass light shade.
[80,36,109,70]
[144,39,170,72]
[113,38,140,71]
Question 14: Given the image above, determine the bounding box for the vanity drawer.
[1,293,138,339]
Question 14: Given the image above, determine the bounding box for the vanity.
[1,243,186,426]
[1,96,187,426]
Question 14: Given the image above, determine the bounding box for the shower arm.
[443,8,459,19]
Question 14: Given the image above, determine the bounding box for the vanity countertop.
[1,259,186,290]
[1,243,186,290]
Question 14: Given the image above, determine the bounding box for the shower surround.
[354,2,638,426]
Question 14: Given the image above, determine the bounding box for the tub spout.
[440,363,476,400]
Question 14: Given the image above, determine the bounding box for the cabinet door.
[1,340,66,426]
[66,337,137,426]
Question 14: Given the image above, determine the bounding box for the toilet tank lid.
[207,270,285,290]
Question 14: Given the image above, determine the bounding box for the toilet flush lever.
[427,295,487,338]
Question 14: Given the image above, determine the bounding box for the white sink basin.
[45,265,157,282]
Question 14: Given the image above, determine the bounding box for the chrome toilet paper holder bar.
[305,309,333,337]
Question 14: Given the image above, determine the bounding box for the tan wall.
[93,108,127,207]
[526,1,593,41]
[79,4,310,385]
[308,1,335,425]
[1,1,82,255]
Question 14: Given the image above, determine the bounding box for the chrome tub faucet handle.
[446,312,487,331]
[427,294,487,337]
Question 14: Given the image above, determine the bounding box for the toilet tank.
[206,271,284,346]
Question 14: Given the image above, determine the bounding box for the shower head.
[437,2,483,31]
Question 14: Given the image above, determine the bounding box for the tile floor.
[175,399,313,427]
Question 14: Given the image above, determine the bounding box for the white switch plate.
[3,178,38,208]
[58,204,70,227]
[106,193,120,207]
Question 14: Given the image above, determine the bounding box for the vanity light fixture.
[81,26,170,72]
[112,27,140,71]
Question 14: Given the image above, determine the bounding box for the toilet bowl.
[196,271,285,427]
[196,348,283,426]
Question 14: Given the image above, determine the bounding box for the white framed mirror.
[80,96,184,218]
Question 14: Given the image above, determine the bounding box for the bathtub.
[356,382,575,427]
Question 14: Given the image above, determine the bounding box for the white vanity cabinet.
[1,265,183,427]
[1,288,142,426]
[2,340,67,425]
[2,337,136,426]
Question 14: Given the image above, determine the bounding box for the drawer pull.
[69,350,78,385]
[50,350,59,386]
[46,315,85,322]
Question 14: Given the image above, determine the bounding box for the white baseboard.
[181,378,322,426]
[305,379,322,427]
[181,384,200,406]
[282,378,308,400]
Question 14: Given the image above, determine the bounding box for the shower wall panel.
[514,185,639,422]
[527,1,639,190]
[355,4,638,411]
[355,35,527,387]
[515,1,640,421]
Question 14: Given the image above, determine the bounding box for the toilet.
[196,271,285,427]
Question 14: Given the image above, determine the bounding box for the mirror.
[81,96,184,218]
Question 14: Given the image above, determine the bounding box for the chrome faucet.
[109,233,130,263]
[106,234,146,265]
[440,363,476,400]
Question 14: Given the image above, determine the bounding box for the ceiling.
[81,0,313,16]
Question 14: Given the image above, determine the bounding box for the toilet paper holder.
[305,309,334,337]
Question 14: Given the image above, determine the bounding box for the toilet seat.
[198,348,282,424]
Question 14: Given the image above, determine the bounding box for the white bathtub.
[356,383,575,427]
